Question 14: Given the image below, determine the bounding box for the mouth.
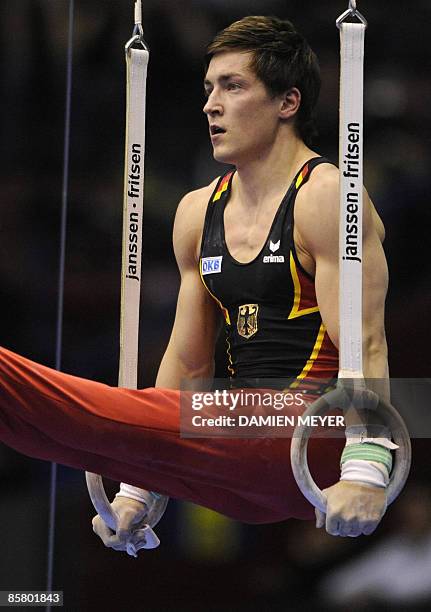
[210,125,226,137]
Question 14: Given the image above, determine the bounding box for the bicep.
[156,188,221,386]
[167,268,221,368]
[314,226,388,351]
[300,173,388,352]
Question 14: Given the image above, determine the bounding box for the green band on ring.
[341,442,393,472]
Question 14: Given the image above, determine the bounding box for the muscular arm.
[93,182,222,551]
[156,185,221,390]
[295,165,390,536]
[295,165,389,401]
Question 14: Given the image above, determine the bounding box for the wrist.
[340,425,398,488]
[340,459,389,488]
[117,483,161,506]
[345,424,399,450]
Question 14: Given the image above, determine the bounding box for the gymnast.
[0,16,396,554]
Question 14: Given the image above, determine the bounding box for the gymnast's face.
[203,51,284,166]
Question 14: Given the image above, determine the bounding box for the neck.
[233,133,317,208]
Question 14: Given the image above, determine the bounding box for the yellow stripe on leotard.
[288,252,319,319]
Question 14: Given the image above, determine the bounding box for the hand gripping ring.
[85,472,169,551]
[290,385,411,513]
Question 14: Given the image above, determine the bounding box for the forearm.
[344,341,390,429]
[155,342,215,391]
[362,341,390,403]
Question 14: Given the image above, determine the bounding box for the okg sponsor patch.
[201,256,223,275]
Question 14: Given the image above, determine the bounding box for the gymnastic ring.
[85,471,169,548]
[290,385,411,513]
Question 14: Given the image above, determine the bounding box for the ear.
[279,87,301,120]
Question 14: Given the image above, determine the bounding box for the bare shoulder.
[294,163,340,258]
[173,177,220,270]
[297,162,340,219]
[295,162,385,249]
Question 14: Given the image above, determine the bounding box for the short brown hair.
[205,16,321,146]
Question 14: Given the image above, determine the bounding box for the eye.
[203,83,213,98]
[227,82,241,91]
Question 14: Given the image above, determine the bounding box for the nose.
[203,89,222,116]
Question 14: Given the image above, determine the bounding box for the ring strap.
[86,40,168,553]
[119,47,148,388]
[338,22,366,380]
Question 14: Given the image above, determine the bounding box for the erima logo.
[263,240,284,263]
[201,256,222,275]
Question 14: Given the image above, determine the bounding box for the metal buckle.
[125,22,149,55]
[336,0,368,29]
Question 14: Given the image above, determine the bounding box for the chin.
[212,147,237,165]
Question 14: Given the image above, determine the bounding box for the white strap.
[86,35,168,554]
[134,1,142,26]
[117,483,157,505]
[119,47,148,389]
[120,47,170,552]
[345,424,399,450]
[338,22,366,379]
[120,45,170,554]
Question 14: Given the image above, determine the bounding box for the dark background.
[0,1,430,610]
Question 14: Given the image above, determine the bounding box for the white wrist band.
[340,459,389,488]
[117,483,158,507]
